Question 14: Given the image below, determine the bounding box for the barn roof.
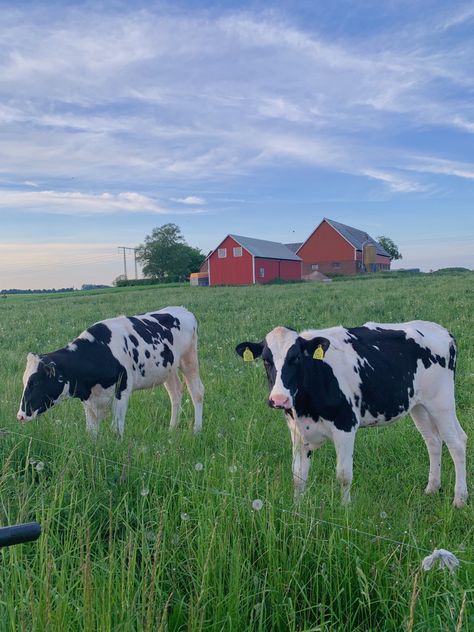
[323,218,391,257]
[284,242,304,253]
[230,234,301,261]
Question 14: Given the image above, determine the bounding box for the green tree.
[377,235,402,260]
[137,223,205,280]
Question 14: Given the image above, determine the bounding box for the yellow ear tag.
[313,345,325,360]
[243,347,254,362]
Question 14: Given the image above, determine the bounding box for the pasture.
[0,272,473,631]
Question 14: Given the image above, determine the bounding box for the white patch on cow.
[67,343,78,352]
[265,326,298,406]
[78,331,95,343]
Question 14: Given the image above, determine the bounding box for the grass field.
[0,272,473,631]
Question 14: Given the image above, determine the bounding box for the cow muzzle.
[269,394,291,410]
[16,411,34,422]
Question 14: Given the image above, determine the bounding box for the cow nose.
[269,394,290,409]
[17,412,26,422]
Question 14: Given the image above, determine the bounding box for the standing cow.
[236,320,467,507]
[17,306,204,437]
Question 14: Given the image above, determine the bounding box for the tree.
[137,223,205,280]
[377,235,402,261]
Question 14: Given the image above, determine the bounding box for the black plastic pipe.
[0,522,42,548]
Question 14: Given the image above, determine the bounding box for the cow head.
[236,327,331,410]
[17,353,69,422]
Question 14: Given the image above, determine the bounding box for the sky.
[0,0,473,289]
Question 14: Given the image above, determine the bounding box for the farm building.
[205,234,302,286]
[295,218,392,276]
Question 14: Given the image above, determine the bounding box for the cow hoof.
[425,483,440,495]
[453,495,467,509]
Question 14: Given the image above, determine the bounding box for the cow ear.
[40,359,57,377]
[298,336,330,360]
[235,341,264,362]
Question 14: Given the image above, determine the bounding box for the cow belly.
[131,362,174,390]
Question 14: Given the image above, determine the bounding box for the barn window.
[233,247,242,257]
[259,267,265,278]
[311,264,319,270]
[332,262,341,269]
[218,248,227,258]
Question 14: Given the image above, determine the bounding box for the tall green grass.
[1,273,473,630]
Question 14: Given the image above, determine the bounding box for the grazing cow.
[236,320,468,507]
[17,306,204,437]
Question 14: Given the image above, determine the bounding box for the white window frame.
[311,263,319,271]
[218,248,227,259]
[259,267,265,278]
[233,246,242,257]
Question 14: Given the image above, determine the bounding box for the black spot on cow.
[161,344,174,367]
[129,334,139,347]
[128,313,180,347]
[123,336,129,350]
[145,350,150,359]
[132,348,139,364]
[344,326,453,421]
[307,450,312,459]
[87,323,112,345]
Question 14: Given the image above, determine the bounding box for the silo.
[363,243,377,272]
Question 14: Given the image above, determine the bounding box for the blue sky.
[0,0,473,288]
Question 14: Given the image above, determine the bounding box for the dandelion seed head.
[252,499,263,511]
[29,458,36,466]
[380,511,388,520]
[194,462,204,472]
[141,488,149,496]
[229,465,238,473]
[35,461,44,472]
[180,512,189,521]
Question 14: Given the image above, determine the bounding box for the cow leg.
[111,392,130,439]
[286,418,311,500]
[179,334,204,433]
[164,371,183,430]
[332,428,356,505]
[83,402,100,439]
[410,404,442,495]
[427,405,468,508]
[292,439,312,501]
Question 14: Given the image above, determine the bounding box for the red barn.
[296,218,391,276]
[207,234,302,286]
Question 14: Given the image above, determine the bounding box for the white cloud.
[172,196,206,205]
[0,189,172,214]
[407,157,474,181]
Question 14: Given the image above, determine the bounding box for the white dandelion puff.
[141,488,149,496]
[180,512,190,522]
[35,461,44,472]
[194,462,204,472]
[380,511,388,520]
[29,458,37,466]
[229,465,238,473]
[252,499,263,511]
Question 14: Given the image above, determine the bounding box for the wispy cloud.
[172,196,206,205]
[0,189,203,215]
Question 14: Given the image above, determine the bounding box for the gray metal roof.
[325,218,391,257]
[284,242,303,253]
[230,234,301,261]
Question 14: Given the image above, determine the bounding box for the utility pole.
[118,247,139,280]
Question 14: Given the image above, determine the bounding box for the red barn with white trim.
[296,218,391,276]
[208,234,301,286]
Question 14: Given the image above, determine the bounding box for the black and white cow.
[17,306,204,437]
[236,320,468,507]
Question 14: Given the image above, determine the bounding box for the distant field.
[1,273,473,631]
